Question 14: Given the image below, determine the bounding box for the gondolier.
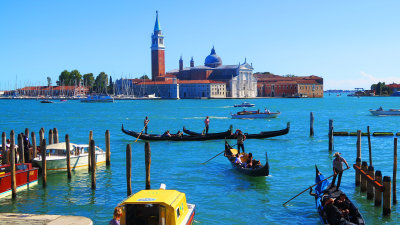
[144,116,150,134]
[235,130,246,153]
[204,116,210,135]
[330,152,349,190]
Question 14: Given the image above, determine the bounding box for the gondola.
[183,122,290,139]
[223,141,269,177]
[121,124,231,141]
[313,166,365,225]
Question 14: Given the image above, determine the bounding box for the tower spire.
[154,10,161,32]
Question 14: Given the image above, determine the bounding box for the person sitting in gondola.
[176,130,183,137]
[162,130,171,137]
[334,193,358,223]
[234,153,243,166]
[246,153,253,168]
[324,198,355,225]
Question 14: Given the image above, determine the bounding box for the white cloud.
[325,71,400,90]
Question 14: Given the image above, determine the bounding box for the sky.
[1,0,400,90]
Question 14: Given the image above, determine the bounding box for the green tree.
[108,76,114,94]
[94,72,108,93]
[139,74,150,80]
[58,70,71,86]
[70,69,82,86]
[83,73,95,88]
[47,77,52,87]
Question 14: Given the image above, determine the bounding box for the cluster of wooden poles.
[125,142,152,196]
[1,128,111,199]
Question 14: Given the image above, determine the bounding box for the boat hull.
[33,153,106,172]
[231,112,280,119]
[0,163,39,198]
[369,110,400,116]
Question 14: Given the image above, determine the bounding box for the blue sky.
[1,0,399,90]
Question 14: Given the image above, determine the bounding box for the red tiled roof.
[178,80,225,84]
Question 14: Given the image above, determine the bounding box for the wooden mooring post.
[53,128,59,144]
[355,158,361,186]
[356,130,361,159]
[48,129,53,145]
[310,112,314,137]
[88,131,93,173]
[383,176,391,216]
[24,128,29,145]
[66,134,71,179]
[106,130,111,166]
[394,138,397,205]
[90,139,96,190]
[329,119,333,151]
[145,142,151,190]
[360,161,368,192]
[375,170,382,206]
[39,128,44,146]
[10,130,16,199]
[367,165,375,200]
[126,144,132,196]
[17,133,24,163]
[367,126,372,166]
[31,132,37,161]
[41,139,47,188]
[1,132,6,164]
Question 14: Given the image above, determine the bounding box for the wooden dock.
[0,213,93,225]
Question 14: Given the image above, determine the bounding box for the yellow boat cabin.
[118,184,195,225]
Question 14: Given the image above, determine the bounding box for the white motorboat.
[233,102,255,107]
[32,142,106,172]
[231,109,280,119]
[369,107,400,116]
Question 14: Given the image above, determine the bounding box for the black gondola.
[121,124,231,141]
[313,166,365,225]
[223,141,269,177]
[183,122,290,139]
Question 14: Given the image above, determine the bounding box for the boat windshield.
[125,204,166,225]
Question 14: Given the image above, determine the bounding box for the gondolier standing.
[204,116,210,135]
[235,130,246,153]
[330,152,349,190]
[144,116,150,134]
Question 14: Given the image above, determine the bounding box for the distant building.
[6,86,89,97]
[255,74,323,98]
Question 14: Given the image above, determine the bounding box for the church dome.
[204,47,222,68]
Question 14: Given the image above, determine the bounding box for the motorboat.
[40,100,54,103]
[233,102,255,107]
[80,94,114,103]
[369,107,400,116]
[32,142,106,172]
[117,183,195,225]
[0,163,39,198]
[231,109,280,119]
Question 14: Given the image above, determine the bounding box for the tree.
[70,69,82,86]
[139,74,150,80]
[83,73,95,88]
[371,82,392,96]
[58,70,71,86]
[94,72,108,93]
[108,76,114,94]
[47,77,52,87]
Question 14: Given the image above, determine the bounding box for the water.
[0,96,399,224]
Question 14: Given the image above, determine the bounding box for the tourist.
[330,152,350,190]
[144,116,150,134]
[324,198,355,225]
[109,207,122,225]
[235,130,246,153]
[204,116,210,135]
[234,153,242,165]
[162,130,171,137]
[246,152,253,168]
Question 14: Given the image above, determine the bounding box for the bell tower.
[151,11,165,81]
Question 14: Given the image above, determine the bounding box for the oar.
[201,144,238,164]
[282,167,351,206]
[134,123,148,143]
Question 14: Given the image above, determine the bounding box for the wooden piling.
[356,130,361,159]
[367,165,375,200]
[48,129,53,145]
[65,134,71,179]
[367,126,372,166]
[24,128,29,145]
[126,144,132,196]
[1,132,6,164]
[31,132,37,161]
[145,142,151,190]
[382,176,391,216]
[310,112,314,137]
[41,139,47,188]
[394,138,398,204]
[88,131,93,172]
[360,161,368,192]
[10,130,16,199]
[90,139,96,190]
[329,119,333,151]
[17,133,24,163]
[39,128,44,145]
[105,130,111,166]
[53,128,59,144]
[355,157,361,186]
[375,170,382,206]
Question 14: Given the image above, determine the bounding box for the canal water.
[0,96,399,224]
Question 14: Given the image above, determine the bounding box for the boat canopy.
[46,142,76,150]
[122,189,184,207]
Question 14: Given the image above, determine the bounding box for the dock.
[0,213,93,225]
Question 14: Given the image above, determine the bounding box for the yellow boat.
[117,184,195,225]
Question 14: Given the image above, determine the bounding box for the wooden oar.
[134,124,148,143]
[282,167,351,206]
[201,144,238,164]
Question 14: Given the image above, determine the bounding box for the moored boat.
[369,107,400,116]
[313,166,365,225]
[40,100,54,103]
[224,141,269,176]
[32,142,106,172]
[80,94,114,103]
[231,109,280,119]
[0,163,39,198]
[117,183,195,225]
[183,122,290,139]
[234,102,255,107]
